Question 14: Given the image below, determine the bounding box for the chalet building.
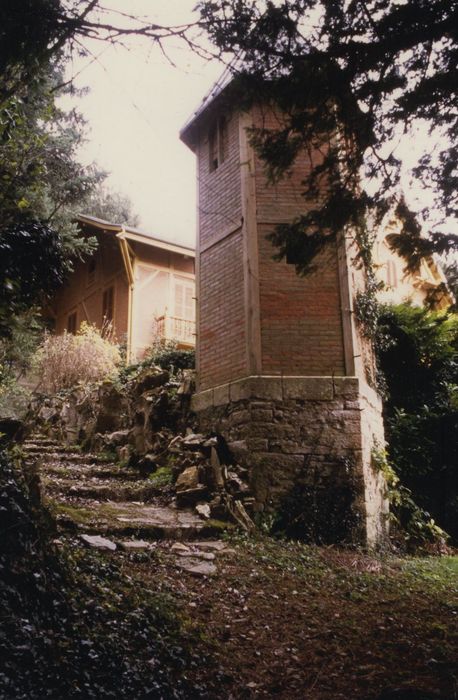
[374,213,451,310]
[47,215,195,362]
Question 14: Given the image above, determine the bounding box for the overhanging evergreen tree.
[197,0,458,270]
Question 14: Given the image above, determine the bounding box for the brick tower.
[180,86,388,547]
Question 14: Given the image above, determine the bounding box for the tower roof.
[180,69,234,151]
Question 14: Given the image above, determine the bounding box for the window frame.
[208,115,228,172]
[102,285,115,325]
[67,311,77,334]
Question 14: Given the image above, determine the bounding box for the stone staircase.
[22,433,231,575]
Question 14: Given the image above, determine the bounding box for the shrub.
[34,322,121,393]
[376,303,458,543]
[119,341,195,384]
[147,340,195,373]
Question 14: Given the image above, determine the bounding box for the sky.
[62,1,455,250]
[63,0,224,248]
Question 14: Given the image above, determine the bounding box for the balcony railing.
[154,315,195,346]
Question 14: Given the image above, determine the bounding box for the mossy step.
[42,464,143,481]
[24,437,58,446]
[51,500,231,541]
[24,444,69,452]
[25,451,115,465]
[43,477,159,503]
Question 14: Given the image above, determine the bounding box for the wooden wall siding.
[53,236,129,342]
[130,242,195,275]
[131,264,196,358]
[196,112,243,249]
[52,231,196,359]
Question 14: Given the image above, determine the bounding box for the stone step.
[51,500,228,541]
[24,437,58,446]
[42,464,143,481]
[24,444,75,453]
[43,475,159,502]
[25,451,114,465]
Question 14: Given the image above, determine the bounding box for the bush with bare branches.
[35,322,121,393]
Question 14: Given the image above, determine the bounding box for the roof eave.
[180,77,235,151]
[77,215,195,258]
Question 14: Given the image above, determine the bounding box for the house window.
[67,312,77,334]
[87,258,96,286]
[174,280,195,320]
[208,115,228,172]
[386,260,398,288]
[102,286,114,324]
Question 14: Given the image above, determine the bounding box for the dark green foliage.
[198,0,458,269]
[0,35,100,385]
[377,305,458,412]
[0,222,68,337]
[83,184,140,226]
[270,481,361,545]
[0,0,62,102]
[148,344,196,373]
[377,304,458,541]
[118,346,194,387]
[388,410,457,542]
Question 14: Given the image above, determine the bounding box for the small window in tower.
[209,123,218,172]
[208,116,228,172]
[219,116,228,164]
[102,286,114,324]
[67,312,77,334]
[88,258,96,286]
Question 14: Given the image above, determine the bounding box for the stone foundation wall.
[193,375,388,547]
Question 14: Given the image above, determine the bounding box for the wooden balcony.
[154,315,195,347]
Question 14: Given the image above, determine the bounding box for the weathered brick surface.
[196,112,242,249]
[199,229,247,389]
[252,104,327,223]
[258,228,346,375]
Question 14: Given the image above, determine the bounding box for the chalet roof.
[77,214,195,258]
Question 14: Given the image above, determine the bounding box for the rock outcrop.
[30,367,255,531]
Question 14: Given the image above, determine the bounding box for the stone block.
[230,376,283,402]
[282,377,334,401]
[176,466,200,491]
[246,438,268,451]
[213,383,230,407]
[249,377,284,401]
[191,389,214,412]
[251,409,273,422]
[268,440,303,454]
[251,401,273,410]
[230,409,251,425]
[332,377,359,399]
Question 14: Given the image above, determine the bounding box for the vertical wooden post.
[239,111,262,375]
